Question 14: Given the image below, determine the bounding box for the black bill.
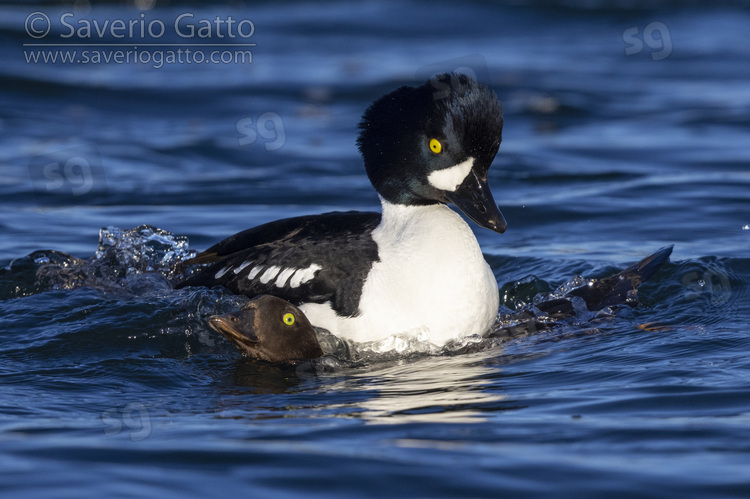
[446,170,507,234]
[208,313,259,350]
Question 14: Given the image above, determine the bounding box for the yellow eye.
[282,313,295,326]
[429,138,442,154]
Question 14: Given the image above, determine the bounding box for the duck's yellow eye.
[429,138,442,154]
[282,313,295,326]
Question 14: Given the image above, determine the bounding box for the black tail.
[491,246,673,339]
[566,245,673,311]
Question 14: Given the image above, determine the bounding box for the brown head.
[209,295,323,363]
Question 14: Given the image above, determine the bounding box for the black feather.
[175,211,381,317]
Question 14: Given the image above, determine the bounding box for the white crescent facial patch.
[427,157,474,192]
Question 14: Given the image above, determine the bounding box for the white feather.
[259,266,281,284]
[247,265,264,280]
[233,260,252,274]
[293,264,322,286]
[427,157,474,192]
[274,267,296,288]
[214,265,232,279]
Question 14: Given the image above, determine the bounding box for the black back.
[175,211,381,317]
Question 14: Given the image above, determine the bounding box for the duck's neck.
[376,196,471,240]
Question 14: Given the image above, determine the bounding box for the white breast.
[300,199,499,347]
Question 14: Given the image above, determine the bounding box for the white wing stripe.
[233,261,252,274]
[259,266,282,284]
[215,265,232,279]
[247,265,264,280]
[289,263,322,288]
[275,267,296,288]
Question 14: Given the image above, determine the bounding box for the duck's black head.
[357,73,506,233]
[209,295,323,363]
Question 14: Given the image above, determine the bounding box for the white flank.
[427,156,474,192]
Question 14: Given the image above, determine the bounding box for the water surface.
[1,1,750,497]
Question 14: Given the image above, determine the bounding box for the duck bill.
[446,170,507,234]
[208,315,259,350]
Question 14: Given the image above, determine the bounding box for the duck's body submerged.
[177,73,506,346]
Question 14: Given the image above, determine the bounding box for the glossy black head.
[208,295,323,363]
[357,73,506,233]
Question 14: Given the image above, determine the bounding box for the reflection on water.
[342,350,510,424]
[213,348,514,425]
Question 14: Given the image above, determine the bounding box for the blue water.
[2,1,750,497]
